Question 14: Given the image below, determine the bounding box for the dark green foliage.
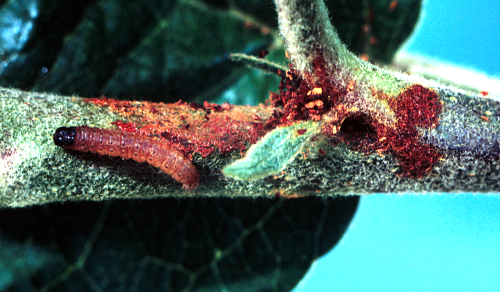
[0,196,359,291]
[0,0,420,102]
[0,0,273,102]
[329,0,421,63]
[0,0,97,88]
[367,0,421,63]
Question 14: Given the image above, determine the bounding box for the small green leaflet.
[223,120,321,181]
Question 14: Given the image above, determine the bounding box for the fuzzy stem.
[275,0,359,81]
[274,0,405,98]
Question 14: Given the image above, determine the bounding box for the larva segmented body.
[53,126,199,190]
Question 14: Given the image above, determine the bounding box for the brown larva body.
[53,126,199,190]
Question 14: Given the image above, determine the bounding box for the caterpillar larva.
[53,126,199,190]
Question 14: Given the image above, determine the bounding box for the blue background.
[293,1,500,291]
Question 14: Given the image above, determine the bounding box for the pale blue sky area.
[294,195,500,292]
[293,1,500,291]
[404,0,500,76]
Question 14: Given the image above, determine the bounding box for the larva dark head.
[53,127,77,148]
